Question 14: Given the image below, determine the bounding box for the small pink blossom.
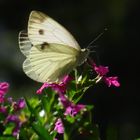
[61,75,72,84]
[0,82,9,103]
[93,63,109,76]
[64,104,85,117]
[0,82,9,95]
[13,98,25,111]
[54,118,64,134]
[104,76,120,87]
[6,115,19,122]
[59,93,85,117]
[37,83,66,94]
[7,97,13,103]
[0,96,5,103]
[12,122,22,137]
[36,75,72,94]
[0,106,7,114]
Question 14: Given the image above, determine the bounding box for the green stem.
[74,85,92,103]
[30,133,36,140]
[64,132,69,140]
[74,69,78,90]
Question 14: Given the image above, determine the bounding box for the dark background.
[0,0,140,140]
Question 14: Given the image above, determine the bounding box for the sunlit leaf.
[32,122,53,140]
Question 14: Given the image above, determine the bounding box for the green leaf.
[25,97,41,116]
[3,123,15,135]
[66,115,75,123]
[0,113,6,120]
[24,97,34,114]
[42,93,55,114]
[86,105,94,111]
[81,75,88,85]
[32,122,53,140]
[25,97,43,124]
[26,97,40,109]
[42,96,49,112]
[0,137,15,140]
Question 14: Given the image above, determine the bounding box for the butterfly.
[19,11,90,83]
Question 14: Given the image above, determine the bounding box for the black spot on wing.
[39,29,44,35]
[40,42,50,50]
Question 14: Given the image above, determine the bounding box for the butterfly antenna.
[87,28,107,49]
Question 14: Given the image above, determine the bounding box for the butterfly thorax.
[77,48,90,66]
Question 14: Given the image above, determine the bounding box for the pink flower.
[6,115,19,122]
[92,63,120,87]
[0,82,9,95]
[0,106,7,114]
[61,75,72,84]
[64,104,85,117]
[13,98,25,111]
[36,75,72,94]
[93,63,109,76]
[0,96,5,103]
[104,76,120,87]
[54,118,64,134]
[59,93,85,117]
[0,82,9,103]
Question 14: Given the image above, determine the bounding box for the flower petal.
[104,76,120,87]
[54,118,64,134]
[0,82,9,95]
[93,63,109,76]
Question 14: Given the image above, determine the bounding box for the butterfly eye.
[39,29,44,35]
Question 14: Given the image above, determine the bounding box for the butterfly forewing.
[28,11,80,50]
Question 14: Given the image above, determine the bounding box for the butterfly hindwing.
[19,31,32,56]
[23,43,79,83]
[28,11,80,50]
[23,58,44,82]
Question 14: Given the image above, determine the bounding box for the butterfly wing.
[28,11,80,50]
[19,30,32,56]
[23,43,79,83]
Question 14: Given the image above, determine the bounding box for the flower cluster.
[59,93,85,117]
[36,75,86,138]
[0,61,120,140]
[0,82,26,137]
[92,63,120,87]
[35,62,120,139]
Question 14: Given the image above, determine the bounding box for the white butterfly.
[19,11,90,83]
